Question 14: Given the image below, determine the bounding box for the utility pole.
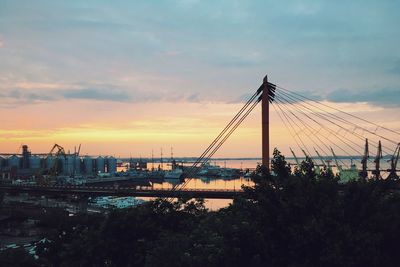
[262,75,270,170]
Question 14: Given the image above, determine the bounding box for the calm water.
[130,158,397,210]
[120,158,396,192]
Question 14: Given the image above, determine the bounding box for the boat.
[164,168,183,179]
[197,162,221,177]
[219,168,240,178]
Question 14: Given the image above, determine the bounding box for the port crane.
[314,148,327,168]
[372,141,383,180]
[330,147,341,172]
[387,143,400,180]
[359,139,369,181]
[290,148,300,168]
[36,144,67,185]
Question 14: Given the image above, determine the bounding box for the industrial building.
[0,145,117,181]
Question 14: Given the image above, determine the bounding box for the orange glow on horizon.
[1,100,398,158]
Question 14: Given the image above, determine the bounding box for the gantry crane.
[359,138,369,181]
[36,144,67,185]
[290,147,300,168]
[387,143,400,180]
[314,148,327,168]
[372,141,382,180]
[330,147,341,172]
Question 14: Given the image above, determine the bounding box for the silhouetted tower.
[360,138,369,180]
[262,75,270,170]
[22,145,31,169]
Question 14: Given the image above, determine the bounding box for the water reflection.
[148,177,252,190]
[125,158,397,210]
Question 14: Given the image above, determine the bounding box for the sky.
[0,0,399,158]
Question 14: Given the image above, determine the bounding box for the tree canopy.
[2,149,400,267]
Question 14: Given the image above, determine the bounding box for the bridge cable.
[276,86,400,144]
[166,83,268,199]
[273,96,368,166]
[171,96,261,195]
[274,93,375,160]
[276,89,394,153]
[273,97,350,167]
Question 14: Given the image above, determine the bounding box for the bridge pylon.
[262,75,270,170]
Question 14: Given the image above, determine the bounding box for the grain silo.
[74,157,82,174]
[96,156,105,173]
[8,155,20,168]
[29,155,41,169]
[62,155,78,175]
[46,156,55,169]
[83,156,93,175]
[106,156,117,174]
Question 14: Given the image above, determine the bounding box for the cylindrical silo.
[59,157,66,174]
[29,155,41,169]
[106,156,117,174]
[96,156,105,173]
[74,157,81,174]
[83,156,93,175]
[0,156,4,169]
[8,155,20,168]
[46,156,55,169]
[62,155,75,175]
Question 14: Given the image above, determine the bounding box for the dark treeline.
[2,149,400,267]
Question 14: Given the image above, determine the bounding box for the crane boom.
[360,138,369,180]
[290,148,300,168]
[36,144,67,185]
[388,143,400,180]
[330,147,342,172]
[314,148,326,167]
[373,140,382,180]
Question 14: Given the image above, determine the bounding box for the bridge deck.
[0,184,245,199]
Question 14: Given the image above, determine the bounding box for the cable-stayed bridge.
[1,75,400,199]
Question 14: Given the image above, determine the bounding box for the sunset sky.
[0,1,399,157]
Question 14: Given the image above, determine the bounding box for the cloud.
[0,0,399,110]
[62,88,132,102]
[0,86,132,105]
[274,87,400,108]
[325,88,400,107]
[16,82,67,90]
[274,89,324,104]
[228,93,254,104]
[186,93,200,102]
[0,83,212,107]
[0,89,56,107]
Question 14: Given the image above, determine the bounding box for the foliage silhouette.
[2,149,400,267]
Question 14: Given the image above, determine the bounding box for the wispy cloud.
[0,84,214,107]
[274,87,400,107]
[325,88,400,107]
[62,88,132,102]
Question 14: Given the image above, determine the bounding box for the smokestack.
[22,145,31,169]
